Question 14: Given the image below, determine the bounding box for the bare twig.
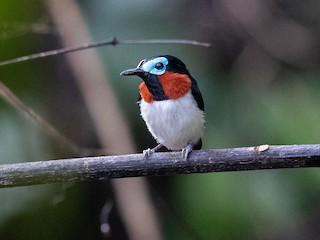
[1,144,320,188]
[0,80,87,155]
[0,38,211,67]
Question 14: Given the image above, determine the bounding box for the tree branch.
[0,37,211,67]
[1,144,320,188]
[0,80,87,155]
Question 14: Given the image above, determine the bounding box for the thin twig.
[0,38,211,67]
[0,144,320,188]
[0,80,95,155]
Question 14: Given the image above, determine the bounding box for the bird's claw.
[181,144,193,161]
[144,143,195,161]
[143,148,154,161]
[142,144,163,161]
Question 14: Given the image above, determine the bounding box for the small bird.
[120,55,205,160]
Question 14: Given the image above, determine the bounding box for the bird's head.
[120,55,192,102]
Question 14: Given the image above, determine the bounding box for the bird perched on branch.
[121,55,205,160]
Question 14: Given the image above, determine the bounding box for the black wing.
[190,77,204,111]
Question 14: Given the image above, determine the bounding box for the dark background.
[1,0,320,239]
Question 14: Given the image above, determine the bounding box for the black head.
[120,55,190,79]
[120,55,198,102]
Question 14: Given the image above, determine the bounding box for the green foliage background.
[1,0,320,239]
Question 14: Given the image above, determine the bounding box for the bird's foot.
[143,144,163,161]
[143,148,154,160]
[181,143,193,161]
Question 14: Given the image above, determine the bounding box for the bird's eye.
[142,57,168,75]
[155,62,164,70]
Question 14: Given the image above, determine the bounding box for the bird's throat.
[139,72,192,103]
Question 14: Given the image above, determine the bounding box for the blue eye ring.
[142,57,168,75]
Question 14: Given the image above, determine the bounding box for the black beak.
[120,67,145,76]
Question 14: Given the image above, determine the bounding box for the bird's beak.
[120,67,145,76]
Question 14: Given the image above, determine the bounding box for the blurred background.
[1,0,320,239]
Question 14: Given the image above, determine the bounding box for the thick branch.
[1,144,320,188]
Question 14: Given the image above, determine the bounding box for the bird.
[120,55,205,160]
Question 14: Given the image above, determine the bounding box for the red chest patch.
[158,72,191,100]
[139,72,191,103]
[139,82,153,103]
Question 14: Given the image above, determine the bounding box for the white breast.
[139,91,205,150]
